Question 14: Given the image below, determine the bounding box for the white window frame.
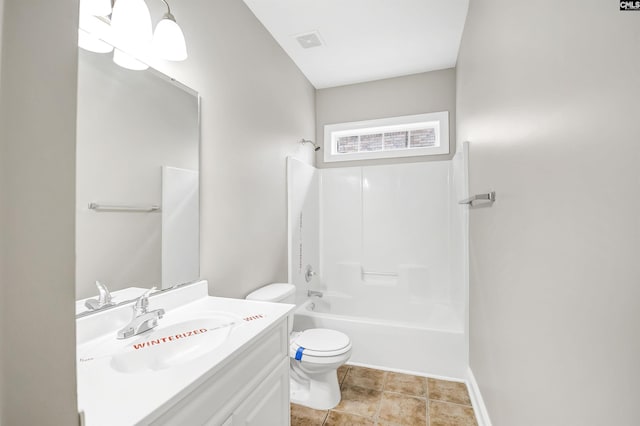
[323,111,449,163]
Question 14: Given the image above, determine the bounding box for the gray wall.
[457,1,640,425]
[0,0,79,424]
[0,0,314,423]
[315,69,456,168]
[146,0,317,299]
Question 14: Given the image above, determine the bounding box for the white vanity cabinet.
[148,318,290,426]
[228,358,289,425]
[77,282,294,426]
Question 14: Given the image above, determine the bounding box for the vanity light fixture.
[151,0,188,61]
[110,0,153,70]
[78,0,188,71]
[78,0,114,53]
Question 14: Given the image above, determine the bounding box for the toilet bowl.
[246,283,351,410]
[289,328,352,409]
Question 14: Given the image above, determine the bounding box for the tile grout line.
[340,366,350,387]
[373,371,389,423]
[426,377,430,426]
[339,366,351,390]
[373,387,384,425]
[320,409,329,426]
[382,390,427,400]
[428,398,474,409]
[425,377,430,400]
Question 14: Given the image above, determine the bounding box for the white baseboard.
[466,367,492,426]
[346,361,465,383]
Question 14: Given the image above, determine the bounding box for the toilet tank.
[246,283,296,304]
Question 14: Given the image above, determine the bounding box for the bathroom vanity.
[77,281,293,425]
[75,35,293,426]
[74,29,292,426]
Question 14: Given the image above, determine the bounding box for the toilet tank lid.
[246,283,295,302]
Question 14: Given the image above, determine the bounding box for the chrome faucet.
[307,290,323,298]
[85,281,114,311]
[117,288,165,339]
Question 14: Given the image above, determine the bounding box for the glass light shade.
[152,17,188,61]
[78,28,114,53]
[113,48,149,71]
[110,0,153,55]
[80,0,112,17]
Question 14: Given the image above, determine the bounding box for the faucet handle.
[305,265,317,283]
[84,281,114,311]
[134,287,157,315]
[96,281,112,305]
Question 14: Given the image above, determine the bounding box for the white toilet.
[246,283,352,410]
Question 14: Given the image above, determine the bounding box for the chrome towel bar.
[459,191,496,205]
[88,202,161,212]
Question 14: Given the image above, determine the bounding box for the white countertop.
[77,281,293,425]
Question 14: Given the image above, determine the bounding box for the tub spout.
[307,290,323,298]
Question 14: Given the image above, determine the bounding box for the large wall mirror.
[76,49,200,315]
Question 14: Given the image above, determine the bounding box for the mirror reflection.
[75,48,200,315]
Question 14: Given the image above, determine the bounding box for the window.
[324,112,449,163]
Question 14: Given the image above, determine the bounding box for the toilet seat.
[290,328,352,359]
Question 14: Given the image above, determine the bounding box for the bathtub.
[292,297,467,379]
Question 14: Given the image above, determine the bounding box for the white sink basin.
[111,314,239,374]
[80,312,240,374]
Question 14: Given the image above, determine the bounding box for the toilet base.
[290,361,341,410]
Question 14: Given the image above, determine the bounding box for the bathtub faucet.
[307,290,323,298]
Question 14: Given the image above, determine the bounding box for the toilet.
[246,283,352,410]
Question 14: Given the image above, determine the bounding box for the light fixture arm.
[160,0,176,21]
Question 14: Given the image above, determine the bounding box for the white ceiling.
[242,0,469,89]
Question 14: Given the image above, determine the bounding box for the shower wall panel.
[320,167,362,295]
[362,163,451,297]
[320,162,464,328]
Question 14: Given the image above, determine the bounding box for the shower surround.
[288,148,468,378]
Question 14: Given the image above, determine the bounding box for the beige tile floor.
[291,365,478,426]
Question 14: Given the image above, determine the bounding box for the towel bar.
[88,202,161,212]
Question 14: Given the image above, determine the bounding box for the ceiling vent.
[295,31,323,49]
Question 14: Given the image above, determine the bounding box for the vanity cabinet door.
[232,358,290,426]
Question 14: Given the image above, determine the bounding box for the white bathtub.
[292,298,467,379]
